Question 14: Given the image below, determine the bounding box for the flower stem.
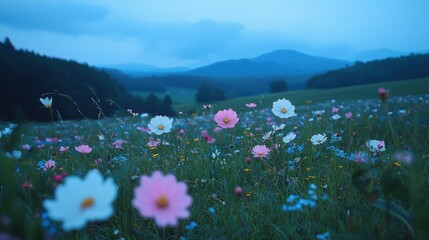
[384,102,398,147]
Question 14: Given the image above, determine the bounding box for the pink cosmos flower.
[251,145,270,158]
[112,140,127,149]
[75,145,92,154]
[214,109,239,128]
[132,171,192,227]
[201,130,216,144]
[332,107,339,113]
[147,137,161,147]
[22,144,30,150]
[44,159,56,171]
[246,103,257,108]
[345,112,353,119]
[59,146,69,152]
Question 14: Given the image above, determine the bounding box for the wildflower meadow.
[1,89,429,239]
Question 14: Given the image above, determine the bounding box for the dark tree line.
[269,80,288,93]
[0,38,175,122]
[307,54,429,89]
[195,82,226,103]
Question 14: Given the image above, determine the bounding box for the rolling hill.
[186,50,349,78]
[307,53,429,89]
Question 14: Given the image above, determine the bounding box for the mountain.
[101,63,189,77]
[351,48,406,62]
[307,53,429,89]
[185,50,349,78]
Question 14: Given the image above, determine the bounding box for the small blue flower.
[185,221,198,230]
[208,207,216,214]
[316,231,331,240]
[37,160,46,170]
[297,144,304,153]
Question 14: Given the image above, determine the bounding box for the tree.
[3,37,15,50]
[195,82,226,103]
[269,80,288,93]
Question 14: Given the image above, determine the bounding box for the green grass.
[173,77,429,113]
[1,89,429,239]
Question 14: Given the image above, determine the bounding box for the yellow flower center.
[258,151,263,156]
[281,107,287,113]
[158,124,164,130]
[223,117,230,123]
[81,197,94,210]
[156,196,169,209]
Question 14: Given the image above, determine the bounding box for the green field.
[1,78,429,239]
[173,77,429,113]
[132,87,198,105]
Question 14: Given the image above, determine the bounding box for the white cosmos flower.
[283,132,296,144]
[272,99,296,119]
[272,124,286,131]
[43,170,117,231]
[40,97,53,109]
[311,134,327,145]
[366,140,386,153]
[332,114,341,120]
[148,116,174,135]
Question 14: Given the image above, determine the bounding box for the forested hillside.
[307,53,429,89]
[0,38,174,121]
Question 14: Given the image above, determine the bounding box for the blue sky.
[1,0,428,67]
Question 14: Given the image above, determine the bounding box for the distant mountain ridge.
[185,50,349,78]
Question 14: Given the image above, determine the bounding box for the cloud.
[76,17,245,60]
[0,0,108,34]
[133,20,244,59]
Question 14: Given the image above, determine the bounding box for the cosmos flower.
[283,132,297,144]
[214,109,239,128]
[22,144,30,150]
[201,130,216,144]
[59,146,69,152]
[332,114,341,120]
[272,99,296,119]
[246,103,257,108]
[272,124,286,131]
[251,145,270,158]
[75,145,92,154]
[345,112,353,119]
[148,116,174,135]
[43,170,117,231]
[366,140,386,153]
[311,134,327,145]
[40,97,53,109]
[43,159,56,171]
[132,171,192,227]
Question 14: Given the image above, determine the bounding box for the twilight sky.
[1,0,428,67]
